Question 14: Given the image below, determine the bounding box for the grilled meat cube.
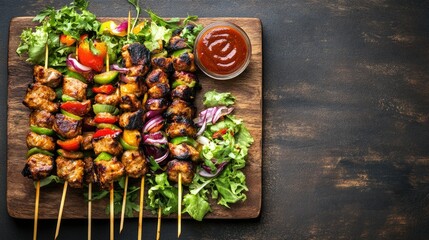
[166,117,197,138]
[62,77,88,101]
[121,43,150,77]
[94,157,125,189]
[167,36,188,51]
[120,94,142,112]
[53,113,82,139]
[166,159,194,185]
[23,83,59,112]
[22,153,54,181]
[122,43,151,67]
[33,65,62,88]
[172,52,196,72]
[148,83,170,99]
[121,150,148,178]
[94,93,121,106]
[120,81,146,98]
[26,131,55,151]
[164,99,196,120]
[57,149,84,159]
[144,98,168,112]
[119,110,144,129]
[168,142,200,162]
[170,84,195,102]
[151,56,173,73]
[92,135,123,156]
[56,156,85,188]
[84,156,96,184]
[145,69,169,89]
[82,132,94,150]
[29,110,55,129]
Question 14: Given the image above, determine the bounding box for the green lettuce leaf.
[203,90,236,107]
[182,193,212,221]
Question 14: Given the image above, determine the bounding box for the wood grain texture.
[7,17,262,219]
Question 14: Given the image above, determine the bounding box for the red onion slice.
[143,131,168,146]
[66,54,92,73]
[154,149,169,164]
[199,162,228,178]
[115,21,128,32]
[145,110,162,120]
[143,115,164,133]
[111,64,129,74]
[195,106,234,136]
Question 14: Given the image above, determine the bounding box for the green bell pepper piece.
[94,71,119,85]
[61,109,82,120]
[27,147,54,157]
[119,137,139,151]
[93,104,120,115]
[170,136,198,148]
[30,125,55,136]
[94,152,113,162]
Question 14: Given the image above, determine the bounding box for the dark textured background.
[2,0,429,239]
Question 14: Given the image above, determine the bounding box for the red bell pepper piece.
[60,100,91,117]
[92,84,116,95]
[212,128,229,139]
[93,128,122,139]
[94,115,118,124]
[57,138,81,151]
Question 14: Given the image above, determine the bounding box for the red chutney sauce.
[196,24,249,75]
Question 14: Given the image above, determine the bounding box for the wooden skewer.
[119,176,129,233]
[33,180,40,240]
[88,182,92,240]
[127,10,131,41]
[44,43,48,69]
[110,182,115,240]
[138,176,145,240]
[55,181,68,240]
[178,173,182,238]
[156,207,162,240]
[106,53,110,72]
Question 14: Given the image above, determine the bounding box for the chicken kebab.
[117,42,150,236]
[22,65,61,240]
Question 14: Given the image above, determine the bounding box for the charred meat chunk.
[23,83,59,112]
[84,156,96,184]
[33,65,62,88]
[94,157,125,189]
[122,43,151,67]
[168,142,200,162]
[145,69,169,89]
[167,36,188,51]
[29,110,55,129]
[166,117,197,138]
[56,156,85,188]
[172,52,196,72]
[92,135,123,156]
[148,83,170,99]
[166,159,194,185]
[26,132,55,151]
[121,150,148,178]
[62,77,88,101]
[53,113,82,139]
[94,93,121,106]
[151,57,174,73]
[164,99,196,120]
[82,132,94,150]
[22,153,54,181]
[119,110,144,130]
[170,84,196,102]
[120,94,142,112]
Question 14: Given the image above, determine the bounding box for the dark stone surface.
[1,0,429,239]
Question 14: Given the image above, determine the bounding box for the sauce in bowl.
[195,22,251,80]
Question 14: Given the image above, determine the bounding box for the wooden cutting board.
[7,17,262,219]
